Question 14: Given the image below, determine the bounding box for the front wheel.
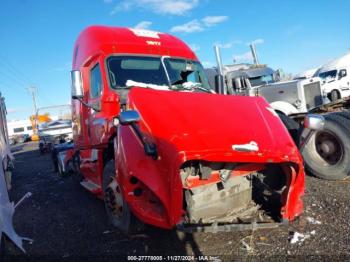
[302,113,350,180]
[330,90,340,101]
[102,160,143,235]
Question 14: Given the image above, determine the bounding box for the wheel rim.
[315,131,344,165]
[104,177,124,218]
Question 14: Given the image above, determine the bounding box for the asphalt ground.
[2,142,350,261]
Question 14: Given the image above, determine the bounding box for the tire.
[71,154,83,183]
[102,160,142,235]
[330,90,340,102]
[335,111,350,121]
[302,113,350,180]
[277,113,301,144]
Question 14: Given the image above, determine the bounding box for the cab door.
[87,62,104,146]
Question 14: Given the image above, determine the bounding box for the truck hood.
[128,88,299,163]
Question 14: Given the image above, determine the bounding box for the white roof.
[318,52,350,73]
[7,119,31,127]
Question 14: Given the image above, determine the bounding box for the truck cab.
[206,62,324,116]
[314,53,350,101]
[65,26,305,234]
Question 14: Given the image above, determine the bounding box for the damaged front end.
[123,88,305,232]
[177,160,303,232]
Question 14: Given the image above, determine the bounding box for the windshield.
[249,74,275,87]
[319,70,337,79]
[107,56,211,91]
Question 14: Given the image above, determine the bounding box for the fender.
[270,101,299,116]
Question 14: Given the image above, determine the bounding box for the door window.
[90,63,102,98]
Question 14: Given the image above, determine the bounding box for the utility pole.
[27,86,38,114]
[27,86,39,139]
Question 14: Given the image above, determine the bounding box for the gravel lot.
[2,142,350,261]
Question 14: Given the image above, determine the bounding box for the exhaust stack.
[214,45,226,95]
[249,43,260,65]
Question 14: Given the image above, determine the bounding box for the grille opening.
[304,82,323,109]
[180,161,289,225]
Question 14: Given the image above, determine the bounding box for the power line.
[0,68,28,88]
[36,87,54,106]
[0,76,27,94]
[0,53,56,108]
[0,53,35,85]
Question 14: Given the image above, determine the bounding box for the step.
[80,180,102,194]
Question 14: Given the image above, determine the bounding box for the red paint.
[68,26,305,229]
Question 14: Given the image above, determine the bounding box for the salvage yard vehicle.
[314,52,350,101]
[58,26,305,234]
[206,45,325,117]
[35,105,73,153]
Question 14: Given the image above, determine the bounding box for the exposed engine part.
[219,163,236,182]
[185,175,252,224]
[180,161,225,184]
[181,161,289,225]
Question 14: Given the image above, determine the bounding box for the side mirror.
[119,110,140,125]
[339,69,347,79]
[71,70,83,99]
[304,114,325,131]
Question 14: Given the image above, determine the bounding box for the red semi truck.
[57,26,305,234]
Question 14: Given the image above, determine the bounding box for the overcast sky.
[1,0,349,120]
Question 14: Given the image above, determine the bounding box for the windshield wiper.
[170,82,214,93]
[191,85,214,93]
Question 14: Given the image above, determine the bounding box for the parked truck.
[206,45,325,117]
[314,52,350,101]
[56,26,305,234]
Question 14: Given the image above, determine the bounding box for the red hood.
[128,88,301,164]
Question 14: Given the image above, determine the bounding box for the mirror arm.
[130,122,158,160]
[74,97,101,112]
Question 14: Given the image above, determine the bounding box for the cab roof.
[73,26,197,69]
[318,52,350,74]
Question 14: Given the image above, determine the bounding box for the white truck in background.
[313,52,350,101]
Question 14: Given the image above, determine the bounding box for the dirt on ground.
[2,142,350,261]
